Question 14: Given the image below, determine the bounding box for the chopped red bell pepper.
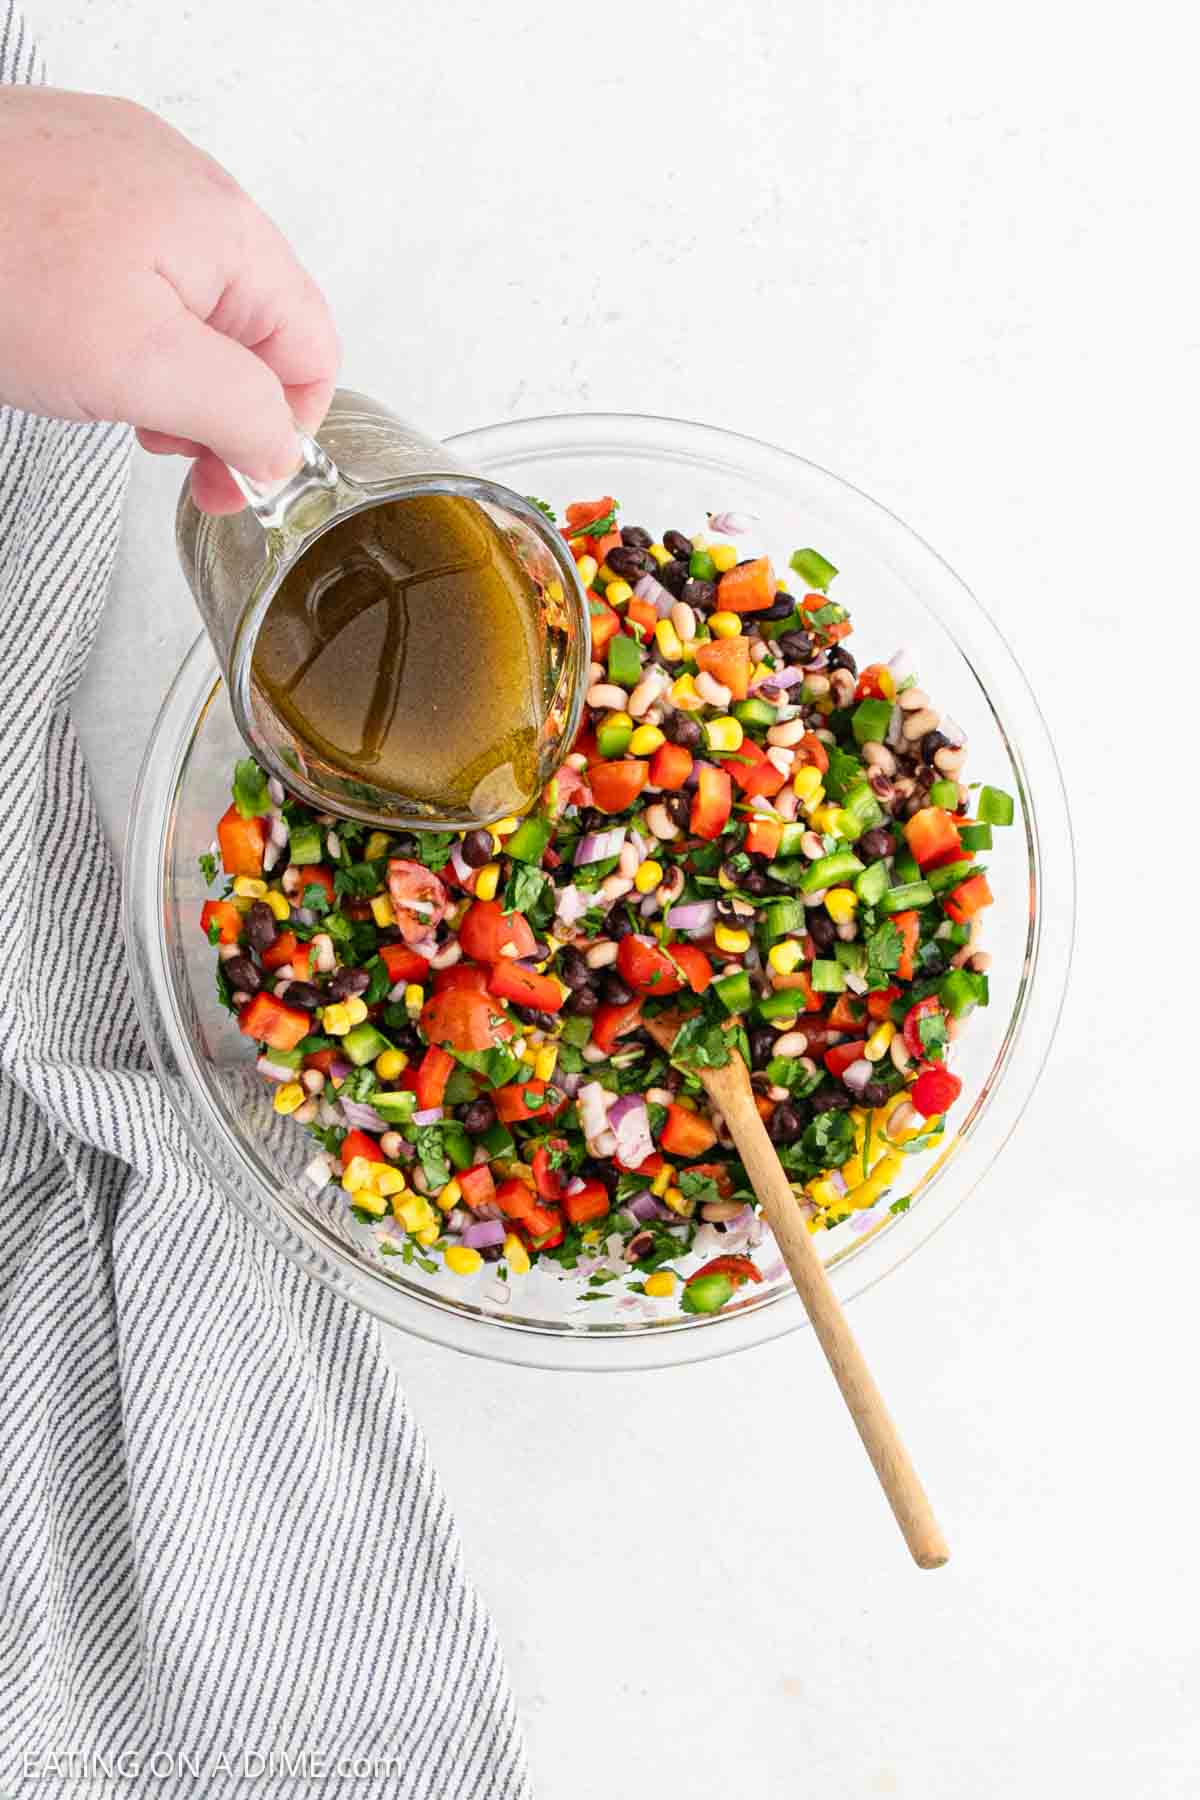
[217,804,266,878]
[828,993,866,1033]
[689,1253,762,1288]
[588,759,649,814]
[648,742,694,790]
[588,596,621,652]
[719,737,786,799]
[744,816,783,861]
[690,764,733,839]
[420,987,509,1053]
[261,930,301,973]
[694,635,751,699]
[458,1164,497,1211]
[824,1039,869,1079]
[866,985,901,1021]
[200,899,242,945]
[854,662,894,701]
[238,990,311,1053]
[905,807,961,871]
[891,911,920,983]
[616,934,684,997]
[379,942,431,986]
[670,943,713,994]
[945,873,993,924]
[341,1128,384,1167]
[487,961,564,1013]
[659,1103,717,1157]
[523,1204,564,1250]
[295,863,335,905]
[492,1079,561,1123]
[414,1045,455,1110]
[494,1177,537,1221]
[532,1141,568,1201]
[795,732,829,774]
[561,1178,609,1227]
[715,556,777,613]
[590,997,643,1056]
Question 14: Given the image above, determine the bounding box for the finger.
[207,259,339,440]
[189,450,247,514]
[136,427,205,458]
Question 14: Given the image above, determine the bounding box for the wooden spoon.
[644,1014,949,1570]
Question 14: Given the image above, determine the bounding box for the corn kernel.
[768,939,803,974]
[634,858,663,894]
[811,804,845,835]
[533,1044,559,1083]
[709,542,738,573]
[265,890,291,920]
[353,1189,387,1217]
[689,532,709,551]
[807,1176,842,1209]
[503,1233,531,1275]
[670,673,703,710]
[605,579,633,608]
[272,1081,305,1115]
[445,1245,483,1276]
[474,862,500,902]
[864,1021,895,1062]
[643,1270,676,1298]
[396,1195,437,1234]
[770,1012,800,1031]
[597,563,618,585]
[375,1048,408,1081]
[415,1224,441,1246]
[708,610,743,638]
[717,863,737,891]
[655,619,684,661]
[662,1185,695,1218]
[403,983,425,1014]
[846,1149,904,1211]
[793,766,823,802]
[342,1155,375,1193]
[648,542,671,567]
[364,830,392,861]
[344,996,368,1026]
[375,1166,407,1197]
[322,1002,351,1036]
[546,579,564,603]
[435,1179,463,1215]
[628,724,665,756]
[576,553,598,587]
[704,716,744,753]
[713,922,751,954]
[492,816,520,838]
[651,1163,673,1197]
[230,895,253,914]
[801,785,827,814]
[370,892,396,928]
[520,1043,538,1067]
[825,887,859,923]
[233,876,268,900]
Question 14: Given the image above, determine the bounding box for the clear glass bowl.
[123,414,1075,1371]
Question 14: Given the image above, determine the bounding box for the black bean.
[861,1081,889,1108]
[807,910,836,952]
[606,545,653,579]
[827,645,858,674]
[460,828,493,868]
[742,870,769,897]
[663,529,693,560]
[510,1005,559,1032]
[777,629,815,664]
[557,946,592,989]
[244,901,277,953]
[809,1086,852,1113]
[661,711,701,750]
[389,1022,423,1055]
[921,730,950,763]
[223,954,260,993]
[620,525,653,549]
[284,980,322,1011]
[768,1102,805,1144]
[756,592,799,622]
[856,827,895,862]
[749,1027,777,1070]
[328,965,371,1001]
[657,558,690,597]
[682,577,717,612]
[606,909,634,940]
[480,1243,505,1263]
[664,790,692,831]
[460,1097,497,1135]
[565,984,599,1015]
[577,808,607,834]
[601,974,634,1006]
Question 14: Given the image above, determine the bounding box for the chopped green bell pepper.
[713,969,753,1014]
[607,634,642,689]
[800,850,865,894]
[761,898,805,942]
[854,861,890,907]
[342,1022,391,1067]
[928,779,960,810]
[788,547,838,590]
[504,815,553,864]
[287,822,323,866]
[851,698,894,746]
[880,880,934,914]
[978,785,1014,826]
[810,958,846,994]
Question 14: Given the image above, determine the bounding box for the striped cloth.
[0,11,531,1795]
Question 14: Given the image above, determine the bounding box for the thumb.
[115,306,301,482]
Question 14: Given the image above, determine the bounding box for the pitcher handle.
[227,432,341,535]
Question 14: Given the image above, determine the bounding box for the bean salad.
[200,496,1013,1317]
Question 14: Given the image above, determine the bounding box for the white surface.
[39,1,1199,1794]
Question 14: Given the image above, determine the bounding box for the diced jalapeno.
[713,970,752,1014]
[880,880,934,913]
[607,634,642,689]
[342,1022,391,1067]
[978,785,1014,826]
[851,698,894,746]
[800,850,865,894]
[504,816,553,863]
[732,697,778,729]
[854,861,890,907]
[689,549,718,582]
[287,822,323,866]
[810,958,846,993]
[926,859,979,895]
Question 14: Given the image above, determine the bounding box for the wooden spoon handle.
[724,1091,949,1570]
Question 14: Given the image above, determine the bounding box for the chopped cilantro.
[669,1013,732,1072]
[334,861,386,900]
[504,862,551,920]
[866,919,902,987]
[412,1125,451,1191]
[198,851,218,885]
[301,882,331,917]
[527,496,557,523]
[917,1011,948,1061]
[415,833,455,873]
[206,919,221,946]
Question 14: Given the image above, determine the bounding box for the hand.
[0,88,339,511]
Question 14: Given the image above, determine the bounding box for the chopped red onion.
[461,1218,506,1250]
[303,1151,334,1188]
[608,1094,655,1169]
[564,1175,586,1196]
[575,827,626,866]
[592,1128,618,1159]
[829,1169,848,1196]
[269,813,289,848]
[329,1059,351,1080]
[556,1069,583,1098]
[886,706,906,749]
[340,1098,393,1133]
[449,841,474,885]
[750,662,803,692]
[411,1106,444,1126]
[707,510,757,535]
[555,883,590,926]
[665,899,716,933]
[578,1082,611,1144]
[941,716,966,748]
[626,1190,659,1222]
[888,646,917,683]
[291,906,317,927]
[256,1056,297,1083]
[445,1207,468,1233]
[842,1059,874,1095]
[387,980,410,1003]
[635,572,675,618]
[844,971,869,995]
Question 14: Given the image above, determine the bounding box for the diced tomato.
[420,987,510,1053]
[903,996,945,1063]
[591,529,622,566]
[825,1039,869,1079]
[625,596,659,640]
[945,873,993,924]
[532,1141,568,1202]
[565,496,616,532]
[457,900,537,964]
[671,943,713,994]
[290,944,312,980]
[458,1164,497,1211]
[866,984,901,1021]
[617,934,683,997]
[562,1178,610,1227]
[828,993,866,1033]
[911,1066,963,1118]
[494,1177,538,1222]
[238,991,311,1053]
[648,742,694,790]
[544,763,592,816]
[904,807,961,871]
[379,942,431,986]
[302,1047,341,1076]
[414,1045,455,1110]
[689,1253,762,1288]
[719,738,786,799]
[659,1103,718,1157]
[487,961,564,1013]
[341,1128,383,1168]
[217,804,266,879]
[588,759,649,814]
[744,816,783,861]
[715,556,777,614]
[855,662,895,701]
[690,764,733,839]
[523,1203,564,1249]
[386,859,448,944]
[694,635,751,700]
[200,899,242,945]
[588,596,621,652]
[295,863,335,906]
[591,997,643,1056]
[795,732,829,774]
[433,962,490,995]
[492,1080,560,1123]
[892,911,920,983]
[261,930,301,972]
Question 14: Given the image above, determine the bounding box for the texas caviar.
[201,498,1013,1317]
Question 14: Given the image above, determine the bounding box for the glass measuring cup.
[174,388,590,829]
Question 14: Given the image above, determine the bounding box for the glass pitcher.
[175,387,589,829]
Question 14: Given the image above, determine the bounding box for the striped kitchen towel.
[0,10,531,1795]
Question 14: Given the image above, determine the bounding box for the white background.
[40,2,1199,1794]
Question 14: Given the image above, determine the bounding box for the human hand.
[0,88,339,511]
